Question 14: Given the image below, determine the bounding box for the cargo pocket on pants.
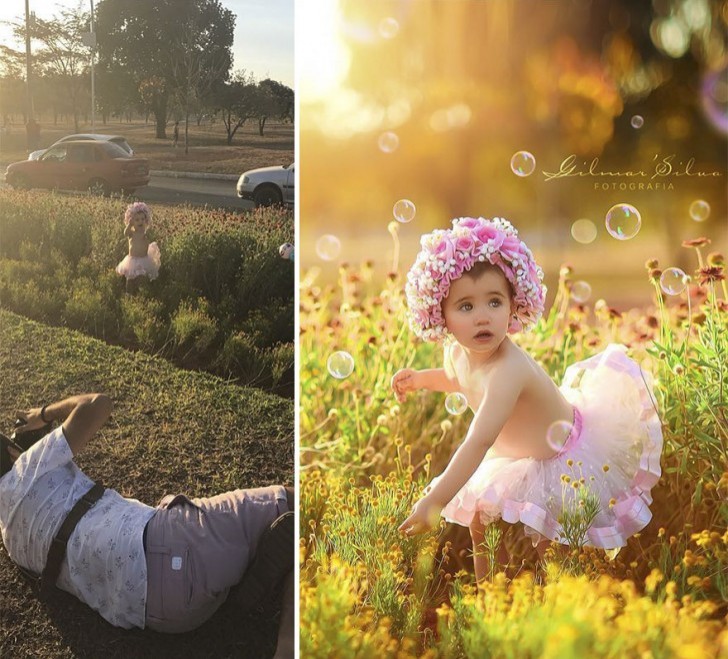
[146,542,194,630]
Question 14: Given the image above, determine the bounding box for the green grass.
[0,309,293,659]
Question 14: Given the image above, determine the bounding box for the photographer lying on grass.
[0,393,294,658]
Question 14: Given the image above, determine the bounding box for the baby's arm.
[391,368,457,402]
[399,361,526,535]
[124,224,134,238]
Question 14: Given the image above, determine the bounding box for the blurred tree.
[95,62,138,124]
[214,70,260,145]
[169,17,232,153]
[95,0,234,139]
[257,79,294,135]
[9,6,91,131]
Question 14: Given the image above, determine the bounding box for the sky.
[0,0,294,88]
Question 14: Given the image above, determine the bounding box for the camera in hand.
[0,418,53,477]
[12,418,53,449]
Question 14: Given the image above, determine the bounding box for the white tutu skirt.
[116,242,161,280]
[433,344,663,549]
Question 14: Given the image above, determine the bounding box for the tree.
[9,6,92,131]
[215,71,260,145]
[96,0,234,139]
[256,79,294,136]
[169,18,232,154]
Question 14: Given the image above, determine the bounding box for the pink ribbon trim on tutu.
[552,407,583,458]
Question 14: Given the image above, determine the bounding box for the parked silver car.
[236,162,294,207]
[28,134,134,161]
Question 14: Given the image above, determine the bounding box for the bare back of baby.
[450,339,574,460]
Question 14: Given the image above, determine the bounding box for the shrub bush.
[0,190,293,393]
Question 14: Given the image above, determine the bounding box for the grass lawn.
[0,119,294,175]
[0,309,294,659]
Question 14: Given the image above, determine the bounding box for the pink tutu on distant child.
[433,344,663,549]
[116,242,161,280]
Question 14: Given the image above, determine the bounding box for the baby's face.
[131,213,147,230]
[442,267,513,357]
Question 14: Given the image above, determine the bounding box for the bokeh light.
[316,234,342,261]
[660,267,688,296]
[546,420,573,452]
[689,199,710,222]
[605,203,642,240]
[571,219,598,244]
[445,392,468,415]
[630,114,644,128]
[327,351,355,379]
[510,151,536,177]
[393,199,416,223]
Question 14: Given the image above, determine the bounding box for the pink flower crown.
[124,201,152,227]
[405,217,546,341]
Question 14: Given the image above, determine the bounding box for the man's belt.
[41,481,105,592]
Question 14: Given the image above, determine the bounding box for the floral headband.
[405,217,546,341]
[124,201,151,226]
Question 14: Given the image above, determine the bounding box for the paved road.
[0,173,255,212]
[138,174,254,211]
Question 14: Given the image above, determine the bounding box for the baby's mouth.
[474,330,493,340]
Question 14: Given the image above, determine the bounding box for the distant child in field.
[116,202,161,293]
[392,216,662,581]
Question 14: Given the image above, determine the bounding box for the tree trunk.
[153,93,168,138]
[184,107,190,155]
[258,116,266,136]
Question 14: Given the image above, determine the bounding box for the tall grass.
[300,225,727,657]
[0,189,294,395]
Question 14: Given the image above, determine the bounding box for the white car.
[29,134,134,161]
[236,162,294,207]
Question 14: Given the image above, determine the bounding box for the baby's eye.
[489,299,502,307]
[458,302,473,311]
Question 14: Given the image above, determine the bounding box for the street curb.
[151,170,239,181]
[0,165,237,183]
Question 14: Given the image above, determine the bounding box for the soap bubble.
[510,151,536,177]
[316,234,341,261]
[701,63,728,135]
[660,267,688,296]
[570,281,592,304]
[445,392,468,415]
[571,219,597,244]
[630,115,644,129]
[546,420,573,452]
[378,17,399,39]
[378,131,399,153]
[393,199,416,223]
[689,200,710,222]
[327,351,355,379]
[278,243,294,260]
[605,203,641,240]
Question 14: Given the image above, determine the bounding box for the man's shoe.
[231,511,294,614]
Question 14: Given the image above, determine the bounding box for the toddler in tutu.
[392,216,662,580]
[116,202,161,293]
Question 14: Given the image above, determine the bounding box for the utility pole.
[24,0,33,121]
[90,0,96,132]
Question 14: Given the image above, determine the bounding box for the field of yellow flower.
[300,227,727,658]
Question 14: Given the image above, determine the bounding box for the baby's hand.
[391,368,419,403]
[399,494,442,536]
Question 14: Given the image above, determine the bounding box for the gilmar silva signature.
[543,154,722,183]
